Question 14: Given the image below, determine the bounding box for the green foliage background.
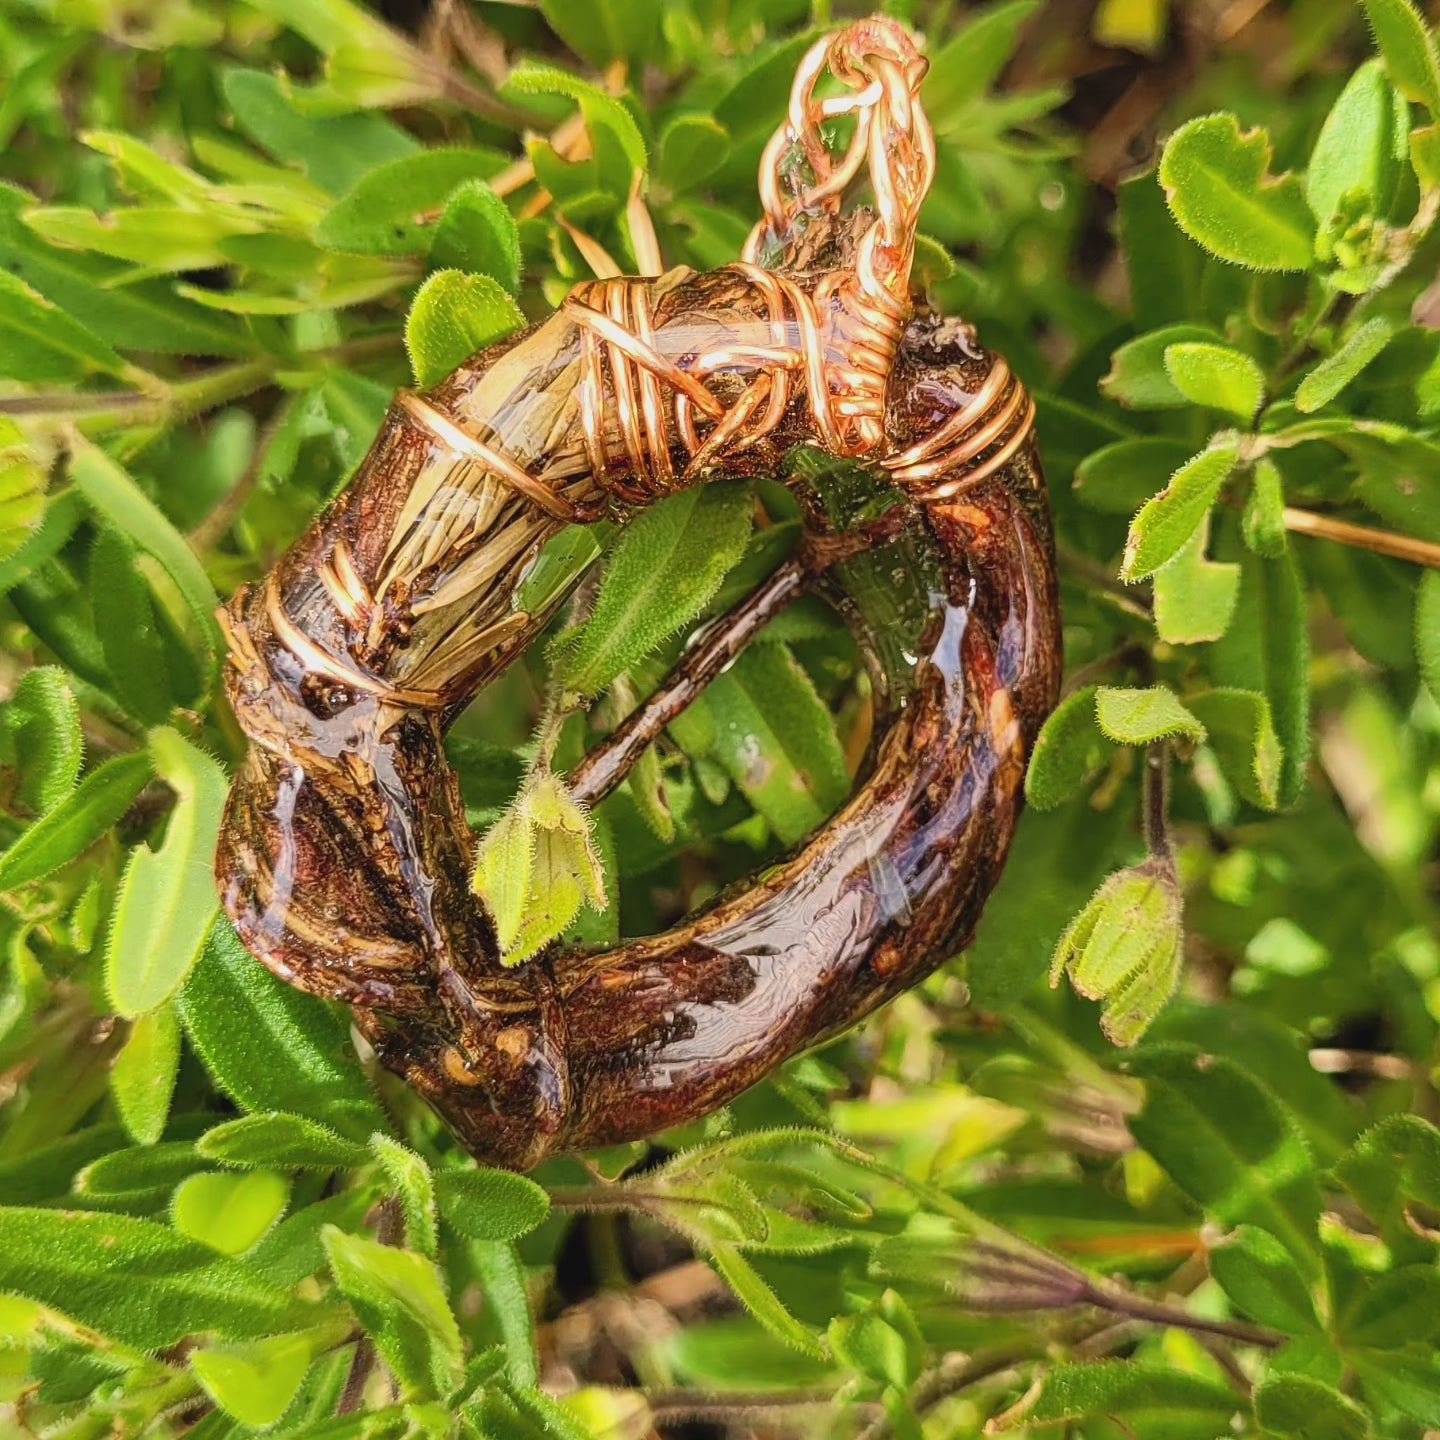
[1,0,1440,1434]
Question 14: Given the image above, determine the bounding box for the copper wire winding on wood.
[214,16,1061,1169]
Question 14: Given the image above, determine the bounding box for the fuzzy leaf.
[1256,1373,1371,1440]
[435,1167,551,1242]
[1159,114,1315,271]
[371,1135,439,1259]
[1122,441,1240,580]
[0,268,126,381]
[174,1169,290,1256]
[1244,456,1289,555]
[1362,0,1440,113]
[998,1361,1237,1431]
[405,269,524,389]
[1024,684,1113,809]
[198,1113,371,1171]
[0,751,153,892]
[1101,325,1223,409]
[1209,1224,1319,1333]
[1,665,82,817]
[1164,341,1264,423]
[1095,685,1206,746]
[1307,60,1406,222]
[110,1003,182,1147]
[1153,518,1241,644]
[1296,318,1397,413]
[429,181,521,291]
[105,728,228,1017]
[192,1331,316,1427]
[1188,687,1283,809]
[557,481,754,699]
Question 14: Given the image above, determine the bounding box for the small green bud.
[1051,859,1183,1046]
[472,769,607,967]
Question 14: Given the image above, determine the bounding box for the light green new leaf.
[1122,440,1239,580]
[1295,318,1397,413]
[1024,685,1113,809]
[556,482,754,699]
[1164,341,1264,423]
[435,1167,551,1242]
[1100,324,1223,409]
[111,1002,182,1146]
[1,665,82,816]
[0,268,126,382]
[0,454,45,564]
[1153,518,1241,644]
[105,728,228,1017]
[1244,456,1288,556]
[317,149,509,256]
[1188,688,1283,809]
[198,1113,371,1171]
[0,751,153,892]
[192,1331,317,1427]
[468,1240,540,1387]
[1128,1046,1322,1270]
[1158,113,1315,271]
[0,1207,306,1348]
[323,1226,464,1401]
[405,270,524,389]
[430,181,522,291]
[174,1169,290,1256]
[1362,0,1440,114]
[705,1242,826,1359]
[1095,685,1207,746]
[1307,60,1406,223]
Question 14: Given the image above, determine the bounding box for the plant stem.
[1142,741,1172,867]
[1282,506,1440,569]
[567,509,909,808]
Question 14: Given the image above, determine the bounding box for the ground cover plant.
[1,0,1439,1435]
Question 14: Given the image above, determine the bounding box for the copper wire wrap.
[390,19,1031,525]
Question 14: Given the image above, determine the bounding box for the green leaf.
[1188,687,1283,808]
[668,643,851,845]
[89,527,178,724]
[1095,685,1206,746]
[435,1167,551,1242]
[105,728,227,1017]
[1101,325,1224,409]
[1209,1224,1319,1333]
[1255,1373,1370,1440]
[198,1113,371,1171]
[538,0,661,70]
[429,181,521,291]
[177,922,385,1139]
[68,442,222,690]
[1164,341,1265,423]
[557,482,754,699]
[1074,437,1192,514]
[0,751,153,892]
[657,115,731,194]
[1209,542,1310,807]
[1000,1360,1238,1431]
[1295,319,1397,413]
[372,1136,438,1260]
[1127,1046,1322,1270]
[110,1002,182,1147]
[1117,167,1207,328]
[1,665,82,816]
[405,269,525,389]
[1419,569,1440,699]
[1244,456,1288,556]
[223,70,419,197]
[1335,1115,1440,1251]
[0,1207,305,1348]
[1362,0,1440,114]
[193,1331,318,1427]
[0,453,45,564]
[1122,441,1240,580]
[316,149,509,256]
[1025,685,1113,809]
[923,0,1041,126]
[1340,1265,1440,1347]
[705,1242,825,1358]
[1351,1350,1440,1426]
[174,1169,290,1256]
[0,268,126,381]
[1159,114,1315,271]
[322,1226,463,1401]
[1307,60,1405,223]
[77,1138,207,1198]
[467,1241,539,1387]
[1153,518,1241,644]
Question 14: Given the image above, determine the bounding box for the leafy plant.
[1,0,1439,1436]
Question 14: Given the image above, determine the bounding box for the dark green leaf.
[435,1167,550,1242]
[1255,1372,1370,1440]
[1,665,81,817]
[1419,569,1440,699]
[1188,687,1283,808]
[197,1113,371,1171]
[1101,325,1223,409]
[1025,685,1112,808]
[429,181,521,292]
[1209,1224,1319,1333]
[657,116,731,194]
[0,268,126,381]
[1004,1360,1238,1432]
[1074,437,1192,513]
